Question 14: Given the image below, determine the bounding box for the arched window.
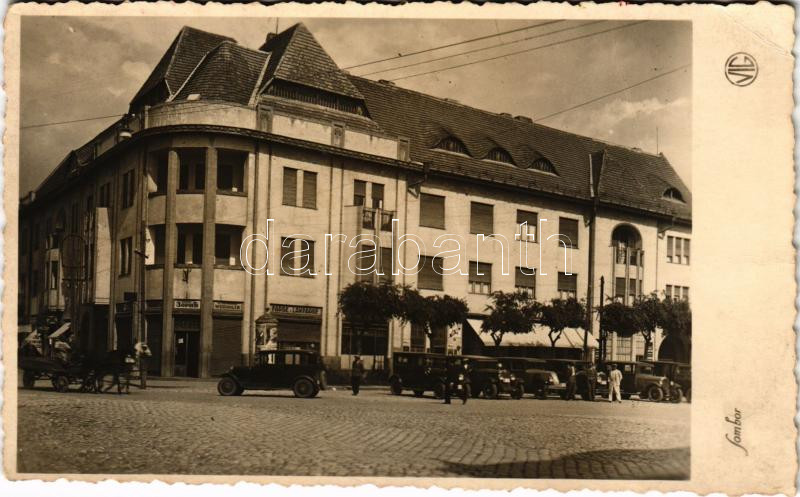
[434,136,469,155]
[611,225,643,265]
[486,147,514,165]
[663,187,685,202]
[529,157,557,175]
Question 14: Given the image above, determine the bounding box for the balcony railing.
[362,207,395,232]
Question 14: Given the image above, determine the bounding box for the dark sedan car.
[217,349,327,398]
[499,357,560,398]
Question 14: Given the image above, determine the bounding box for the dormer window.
[529,157,557,175]
[486,148,514,165]
[435,136,469,156]
[663,187,685,202]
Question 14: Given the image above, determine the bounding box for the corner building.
[19,23,692,377]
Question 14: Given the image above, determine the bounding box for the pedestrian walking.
[565,363,577,400]
[608,363,623,403]
[443,359,468,405]
[351,355,364,396]
[585,363,597,401]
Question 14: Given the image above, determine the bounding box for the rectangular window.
[516,210,538,242]
[217,150,246,193]
[192,232,203,264]
[302,171,317,209]
[121,170,136,208]
[469,261,492,295]
[176,225,203,264]
[194,163,205,190]
[682,286,689,301]
[420,193,445,229]
[177,149,205,192]
[49,261,59,289]
[177,231,187,264]
[615,277,626,301]
[629,277,638,301]
[371,183,384,209]
[418,256,443,291]
[215,226,243,266]
[280,238,315,277]
[616,336,632,358]
[99,182,111,208]
[153,225,165,265]
[354,180,366,206]
[558,217,579,248]
[380,247,393,284]
[675,237,683,261]
[667,236,674,263]
[665,285,673,300]
[355,243,376,283]
[470,202,493,234]
[514,266,535,297]
[684,239,691,265]
[119,237,132,276]
[155,153,168,193]
[282,167,298,206]
[557,272,577,299]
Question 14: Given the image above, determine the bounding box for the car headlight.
[510,374,516,381]
[458,374,464,381]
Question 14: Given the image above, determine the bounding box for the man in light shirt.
[608,363,623,403]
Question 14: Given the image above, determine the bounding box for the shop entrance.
[174,316,200,377]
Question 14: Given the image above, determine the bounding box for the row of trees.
[338,281,692,360]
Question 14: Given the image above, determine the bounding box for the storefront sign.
[213,301,243,315]
[174,299,201,312]
[270,303,323,317]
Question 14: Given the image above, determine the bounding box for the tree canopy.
[539,297,587,348]
[482,290,539,347]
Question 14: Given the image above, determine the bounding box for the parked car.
[388,351,447,397]
[597,361,669,401]
[217,349,327,398]
[543,358,592,398]
[652,360,691,402]
[499,357,560,399]
[464,355,524,399]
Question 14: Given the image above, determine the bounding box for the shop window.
[469,261,492,295]
[514,266,535,297]
[178,149,205,192]
[558,217,579,248]
[417,256,443,291]
[470,202,493,235]
[215,225,243,266]
[420,193,445,229]
[217,150,246,193]
[557,272,577,299]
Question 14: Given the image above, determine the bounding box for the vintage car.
[499,357,560,399]
[464,355,524,399]
[597,361,669,401]
[388,351,447,397]
[651,360,691,402]
[543,358,592,398]
[217,349,327,398]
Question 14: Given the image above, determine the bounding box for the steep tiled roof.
[130,26,234,107]
[175,41,269,105]
[349,76,691,221]
[259,23,364,100]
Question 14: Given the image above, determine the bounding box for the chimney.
[265,32,277,44]
[259,32,278,52]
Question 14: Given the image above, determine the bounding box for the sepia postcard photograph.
[1,2,796,495]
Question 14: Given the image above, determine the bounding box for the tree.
[598,300,638,360]
[632,293,660,360]
[657,296,692,361]
[338,282,401,355]
[539,298,587,349]
[482,290,539,347]
[397,287,468,351]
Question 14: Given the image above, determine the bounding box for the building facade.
[19,23,691,377]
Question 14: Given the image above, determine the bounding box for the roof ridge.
[169,40,228,102]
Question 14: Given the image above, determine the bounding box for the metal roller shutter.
[210,317,242,375]
[277,320,321,343]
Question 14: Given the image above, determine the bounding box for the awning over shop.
[48,322,71,340]
[467,319,598,349]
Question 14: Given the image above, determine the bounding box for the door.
[174,331,199,377]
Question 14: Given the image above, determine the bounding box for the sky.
[20,17,691,194]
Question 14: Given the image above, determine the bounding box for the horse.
[95,342,151,394]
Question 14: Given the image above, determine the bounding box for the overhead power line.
[359,20,605,77]
[534,64,691,122]
[21,113,124,130]
[389,21,648,82]
[342,20,564,70]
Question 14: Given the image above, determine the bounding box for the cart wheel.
[52,375,70,393]
[22,371,36,389]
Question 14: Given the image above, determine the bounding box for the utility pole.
[599,276,605,363]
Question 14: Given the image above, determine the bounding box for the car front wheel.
[390,379,403,395]
[647,385,665,402]
[52,375,69,393]
[217,377,240,396]
[483,383,499,399]
[293,378,316,398]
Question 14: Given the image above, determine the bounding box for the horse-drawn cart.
[19,356,97,393]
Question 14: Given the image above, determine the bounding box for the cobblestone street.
[17,379,689,478]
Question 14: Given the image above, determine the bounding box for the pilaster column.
[200,146,217,377]
[160,149,179,377]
